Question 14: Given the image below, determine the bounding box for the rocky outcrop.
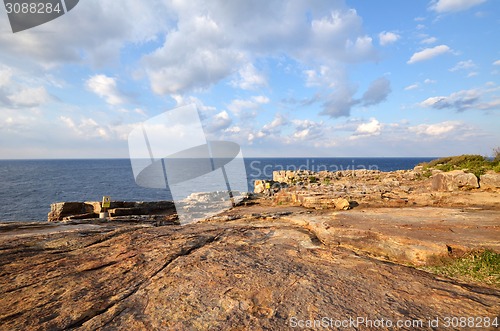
[48,202,93,221]
[1,206,499,331]
[480,172,500,189]
[48,201,176,222]
[431,170,479,191]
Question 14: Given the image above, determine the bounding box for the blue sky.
[0,0,498,158]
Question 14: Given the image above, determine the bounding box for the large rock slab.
[431,170,479,191]
[48,202,90,221]
[0,209,499,330]
[480,172,500,189]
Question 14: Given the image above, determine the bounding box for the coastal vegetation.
[419,151,500,178]
[423,249,500,288]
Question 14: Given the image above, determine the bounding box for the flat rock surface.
[0,206,499,330]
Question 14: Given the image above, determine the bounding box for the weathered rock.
[0,208,498,331]
[431,170,479,191]
[333,197,350,210]
[253,180,266,193]
[413,165,424,172]
[48,202,90,221]
[480,172,500,189]
[48,201,177,221]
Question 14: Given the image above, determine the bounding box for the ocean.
[0,157,434,221]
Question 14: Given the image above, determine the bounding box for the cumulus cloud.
[7,86,51,108]
[0,0,172,68]
[260,113,289,136]
[429,0,487,13]
[141,1,376,95]
[420,89,479,110]
[407,45,451,64]
[59,116,108,139]
[419,87,499,111]
[493,60,500,66]
[378,31,400,46]
[290,119,324,141]
[206,111,232,133]
[227,95,270,116]
[351,118,381,139]
[409,121,460,136]
[85,74,128,105]
[361,77,391,106]
[231,63,267,90]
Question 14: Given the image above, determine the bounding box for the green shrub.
[420,154,494,177]
[423,249,500,287]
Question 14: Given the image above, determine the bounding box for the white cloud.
[424,78,437,84]
[430,0,487,13]
[449,59,477,72]
[206,111,232,133]
[405,84,419,91]
[227,95,270,116]
[85,74,128,105]
[493,60,500,66]
[420,89,479,110]
[407,45,451,64]
[419,87,500,111]
[141,1,376,95]
[231,63,267,90]
[378,31,400,46]
[409,121,460,136]
[0,65,13,88]
[0,1,172,68]
[421,37,438,44]
[353,118,381,137]
[260,113,289,136]
[7,86,51,108]
[59,115,133,140]
[144,15,244,95]
[289,119,324,141]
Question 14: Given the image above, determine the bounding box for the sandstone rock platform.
[1,201,499,330]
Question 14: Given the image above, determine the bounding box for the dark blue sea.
[0,158,435,221]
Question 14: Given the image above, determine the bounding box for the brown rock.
[253,180,266,194]
[0,210,498,331]
[333,197,350,210]
[48,202,87,222]
[480,172,500,189]
[431,170,479,191]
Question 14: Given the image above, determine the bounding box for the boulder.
[48,202,87,222]
[480,172,500,189]
[253,180,266,194]
[431,170,479,191]
[333,197,350,210]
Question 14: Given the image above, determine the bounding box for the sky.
[0,0,499,158]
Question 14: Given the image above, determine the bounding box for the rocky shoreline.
[0,168,499,330]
